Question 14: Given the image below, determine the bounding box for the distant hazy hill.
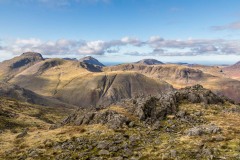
[79,56,105,67]
[223,61,240,80]
[135,59,164,65]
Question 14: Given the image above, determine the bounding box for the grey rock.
[29,150,38,157]
[98,149,110,156]
[16,129,28,138]
[185,127,203,136]
[97,141,109,149]
[112,157,124,160]
[205,124,221,134]
[108,146,119,152]
[128,121,135,128]
[186,124,221,136]
[170,149,177,158]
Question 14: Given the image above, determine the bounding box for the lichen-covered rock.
[185,124,221,136]
[177,84,224,105]
[135,93,178,124]
[55,109,131,129]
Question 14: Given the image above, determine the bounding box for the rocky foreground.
[1,85,240,160]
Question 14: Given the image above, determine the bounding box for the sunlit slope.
[10,59,173,107]
[54,71,173,107]
[10,58,91,96]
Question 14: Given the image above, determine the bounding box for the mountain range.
[0,52,240,159]
[1,52,239,105]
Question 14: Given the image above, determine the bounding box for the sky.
[0,0,240,65]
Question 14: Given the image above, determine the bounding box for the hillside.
[0,82,76,109]
[11,68,173,107]
[54,72,173,107]
[1,85,240,159]
[0,96,72,157]
[104,63,240,103]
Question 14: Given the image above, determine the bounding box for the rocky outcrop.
[177,84,224,104]
[135,94,178,124]
[52,108,131,129]
[185,124,221,136]
[56,85,226,128]
[133,84,224,124]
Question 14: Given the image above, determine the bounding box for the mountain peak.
[135,59,164,65]
[21,52,44,59]
[79,56,104,67]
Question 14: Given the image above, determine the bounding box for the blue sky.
[0,0,240,64]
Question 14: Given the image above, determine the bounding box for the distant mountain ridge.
[135,59,164,65]
[79,56,105,67]
[0,52,240,106]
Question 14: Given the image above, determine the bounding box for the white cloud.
[77,40,106,55]
[120,37,143,46]
[1,37,240,57]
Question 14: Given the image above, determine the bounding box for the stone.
[97,141,109,149]
[185,127,203,136]
[194,111,203,116]
[112,156,124,160]
[98,149,110,156]
[205,124,221,134]
[16,129,28,138]
[170,149,177,158]
[29,150,38,157]
[128,121,135,128]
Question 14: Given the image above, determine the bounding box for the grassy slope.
[0,97,73,156]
